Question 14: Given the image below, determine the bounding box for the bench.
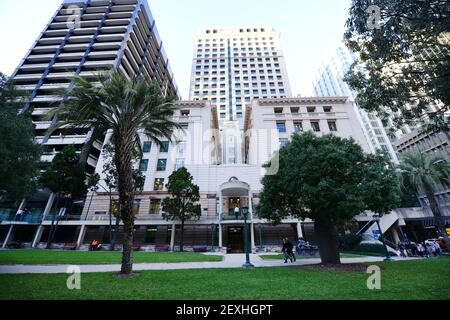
[63,243,77,250]
[193,245,208,252]
[7,242,25,249]
[155,245,169,252]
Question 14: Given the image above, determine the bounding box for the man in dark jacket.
[282,238,296,263]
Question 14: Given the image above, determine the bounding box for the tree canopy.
[257,132,401,263]
[344,0,450,132]
[39,144,87,199]
[162,167,201,251]
[0,72,41,202]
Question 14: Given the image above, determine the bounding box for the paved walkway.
[0,254,418,274]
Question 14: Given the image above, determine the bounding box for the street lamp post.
[373,213,392,261]
[97,183,114,251]
[242,206,254,268]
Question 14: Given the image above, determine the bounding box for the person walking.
[282,238,296,263]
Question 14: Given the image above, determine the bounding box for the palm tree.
[47,70,179,274]
[399,152,450,249]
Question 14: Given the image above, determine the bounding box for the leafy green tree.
[399,152,450,248]
[257,132,400,264]
[344,0,450,131]
[48,69,179,274]
[40,144,88,247]
[0,72,41,204]
[162,167,201,252]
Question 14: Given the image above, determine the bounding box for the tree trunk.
[314,213,340,264]
[424,187,450,250]
[180,219,185,252]
[113,135,136,275]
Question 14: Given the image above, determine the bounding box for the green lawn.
[0,258,448,300]
[0,250,223,265]
[259,252,367,260]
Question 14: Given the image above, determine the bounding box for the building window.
[180,123,189,130]
[328,121,337,132]
[276,122,286,133]
[154,178,164,191]
[132,199,141,215]
[307,107,316,113]
[279,138,289,147]
[160,141,169,153]
[294,122,303,133]
[323,106,332,113]
[139,159,149,172]
[175,158,185,170]
[311,121,320,132]
[157,159,167,171]
[143,142,152,153]
[149,199,161,215]
[177,141,187,155]
[144,227,157,244]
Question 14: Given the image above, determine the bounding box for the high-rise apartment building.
[312,44,399,162]
[11,0,178,174]
[0,0,178,245]
[189,27,292,124]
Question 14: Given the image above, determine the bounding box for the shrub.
[351,243,396,256]
[338,234,362,251]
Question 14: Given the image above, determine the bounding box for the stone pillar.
[297,222,303,239]
[32,225,45,248]
[76,225,87,248]
[391,225,400,244]
[250,223,256,253]
[248,191,253,220]
[218,224,223,249]
[170,223,176,251]
[218,194,223,220]
[43,193,56,217]
[2,225,14,249]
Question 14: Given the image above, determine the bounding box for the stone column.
[218,224,223,249]
[391,225,400,244]
[32,225,45,248]
[297,222,303,239]
[43,193,56,217]
[76,225,87,248]
[1,225,14,249]
[170,223,176,251]
[250,223,256,253]
[248,191,253,220]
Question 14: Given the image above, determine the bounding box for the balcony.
[0,212,44,224]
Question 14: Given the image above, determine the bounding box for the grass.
[259,252,367,260]
[0,250,223,265]
[0,258,448,300]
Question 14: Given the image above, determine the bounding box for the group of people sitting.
[397,239,445,258]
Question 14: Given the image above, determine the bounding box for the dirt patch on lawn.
[296,263,384,272]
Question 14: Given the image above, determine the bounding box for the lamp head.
[372,213,380,222]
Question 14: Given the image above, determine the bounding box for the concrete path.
[0,254,418,274]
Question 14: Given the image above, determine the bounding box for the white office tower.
[189,27,292,124]
[312,45,399,162]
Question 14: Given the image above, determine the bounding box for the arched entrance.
[219,177,253,253]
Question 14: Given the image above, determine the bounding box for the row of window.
[195,52,277,58]
[194,82,284,90]
[199,34,273,40]
[192,75,283,84]
[194,88,285,96]
[274,106,333,114]
[276,120,337,133]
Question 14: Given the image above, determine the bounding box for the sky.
[0,0,351,99]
